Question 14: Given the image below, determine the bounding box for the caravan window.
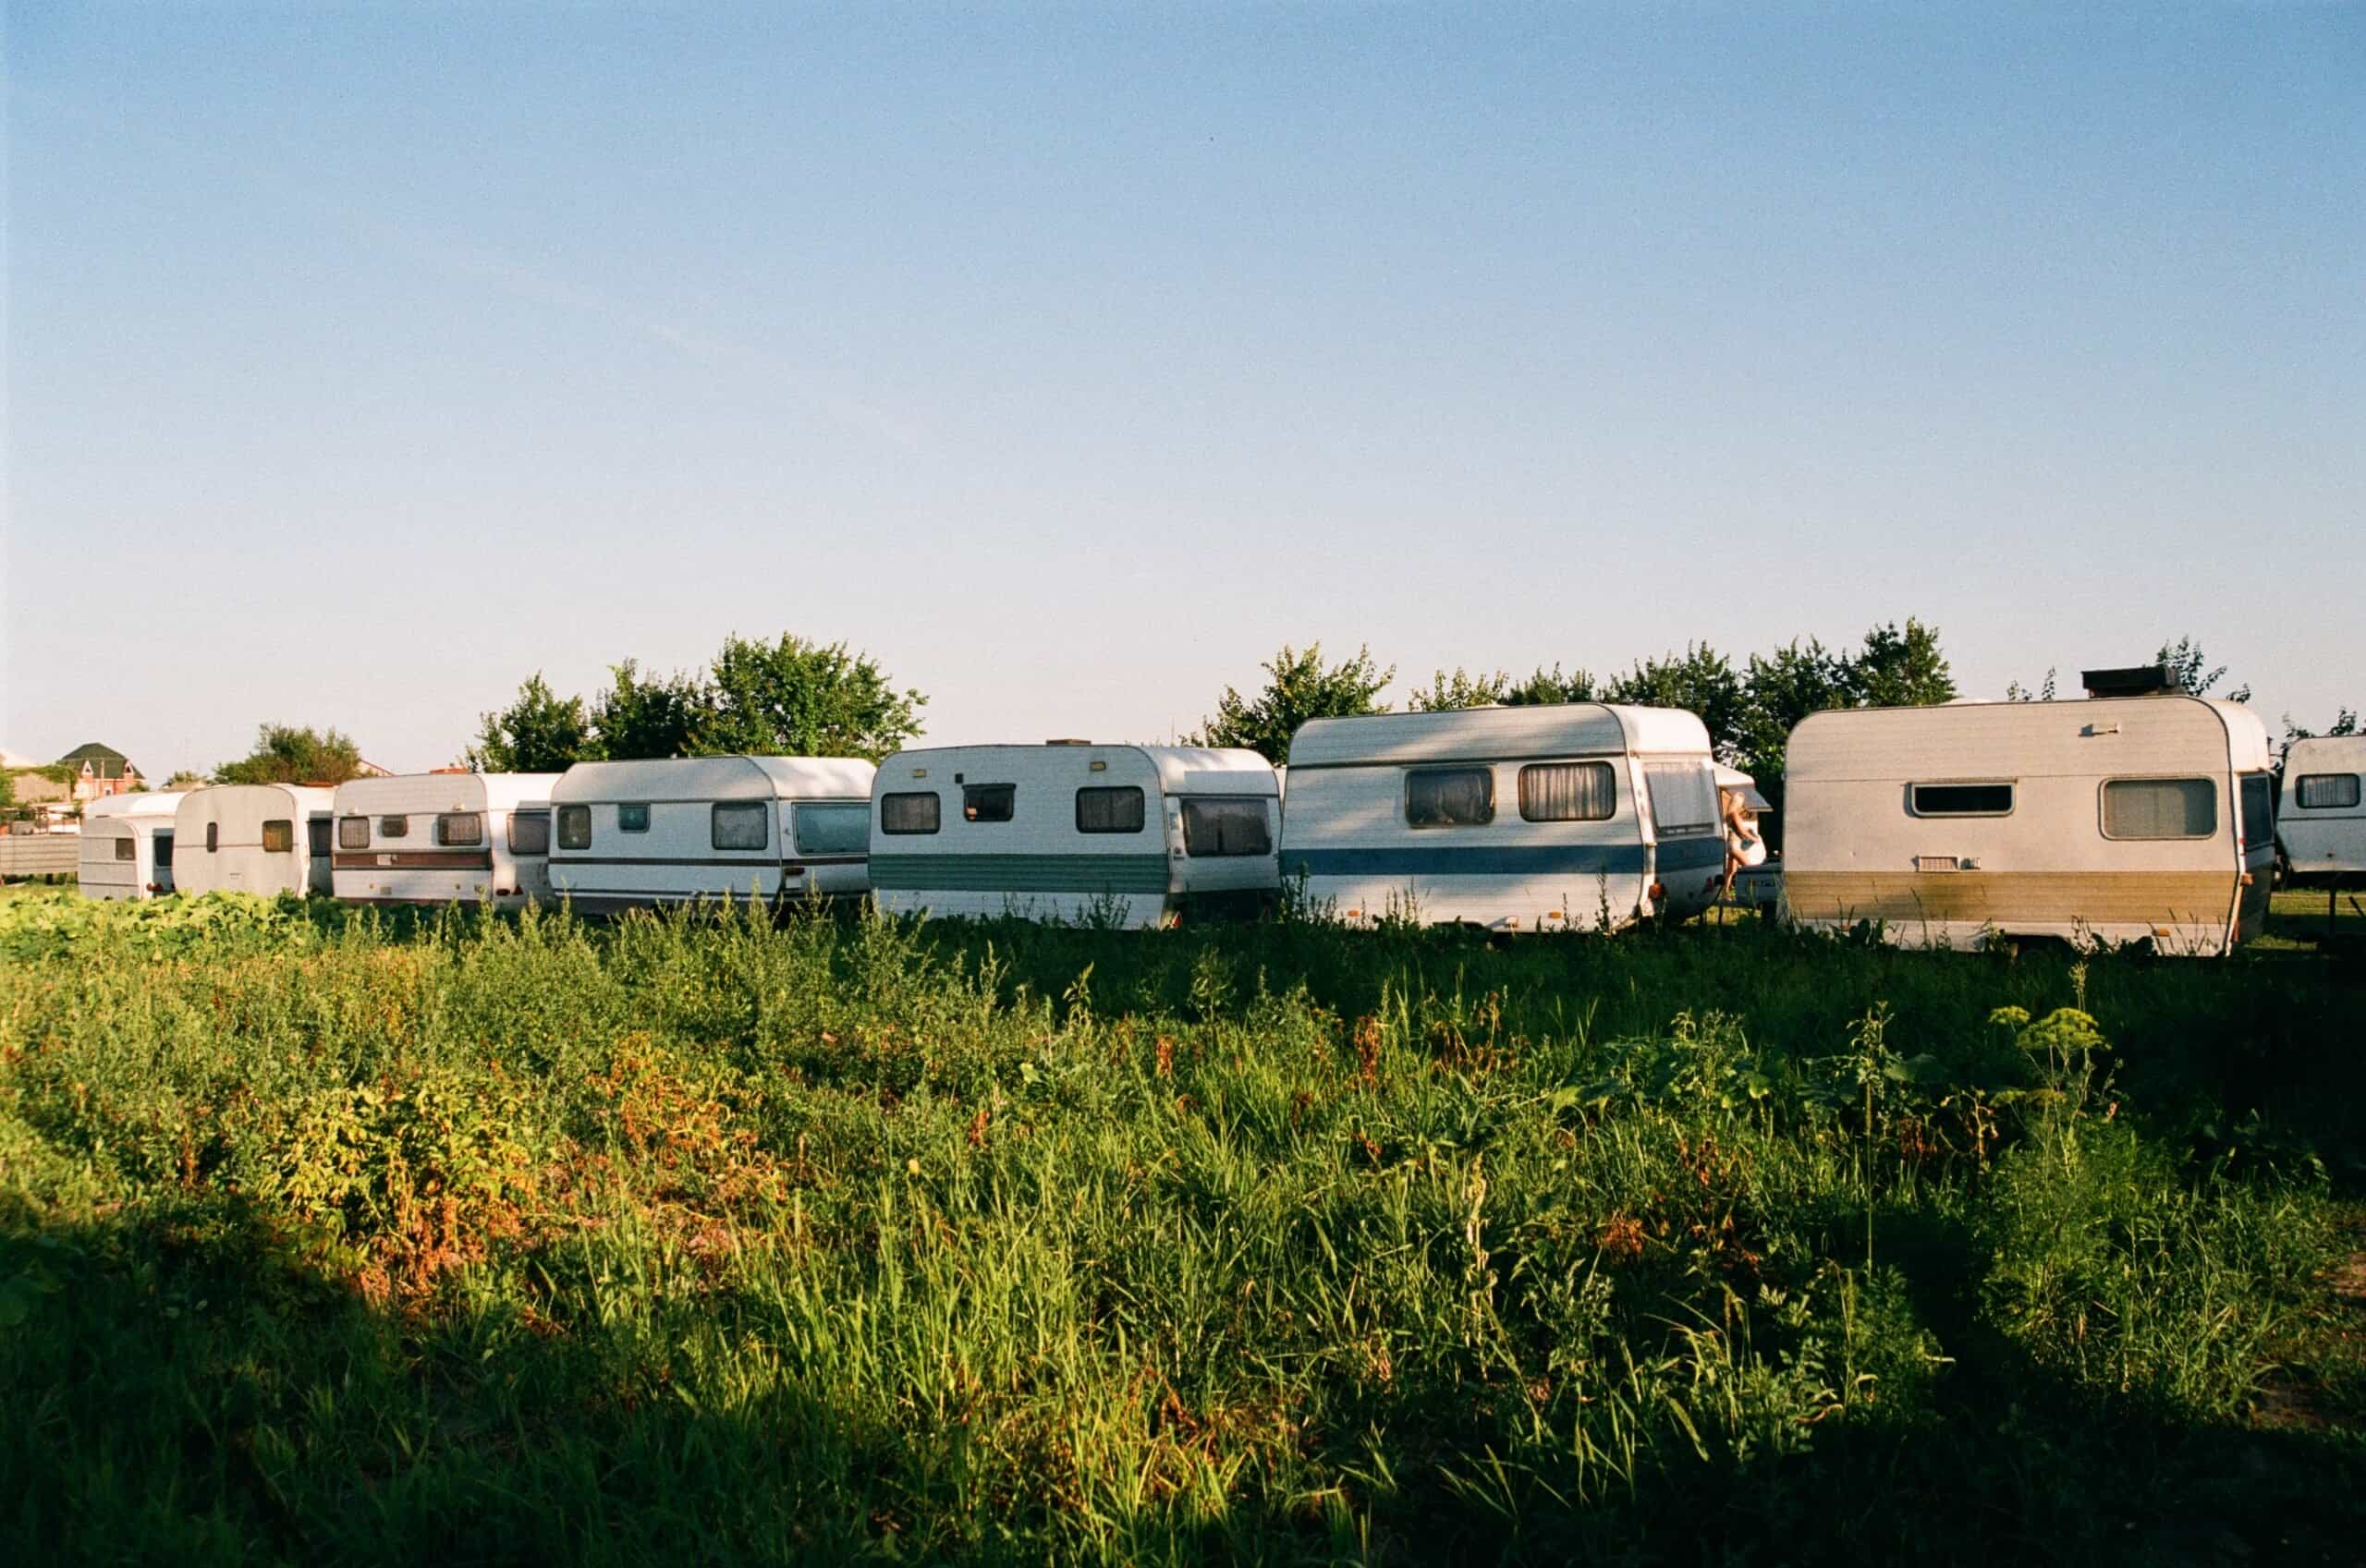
[881,793,941,834]
[1075,786,1145,834]
[793,802,870,856]
[556,805,592,850]
[712,802,769,851]
[1519,762,1616,823]
[2102,777,2217,840]
[1909,783,2015,818]
[114,837,137,862]
[435,813,484,847]
[508,812,551,856]
[2239,775,2275,847]
[2297,773,2361,810]
[378,815,409,839]
[1642,763,1718,833]
[206,822,219,853]
[262,820,295,854]
[963,784,1016,823]
[1182,797,1272,857]
[1406,769,1494,828]
[617,804,651,833]
[338,816,370,849]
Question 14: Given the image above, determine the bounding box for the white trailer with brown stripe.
[172,784,337,899]
[331,772,560,908]
[2276,735,2366,883]
[546,755,875,914]
[1780,691,2277,954]
[78,791,190,899]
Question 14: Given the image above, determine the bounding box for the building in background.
[56,742,143,801]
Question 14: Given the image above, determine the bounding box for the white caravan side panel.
[172,785,335,898]
[330,773,561,909]
[2278,735,2366,879]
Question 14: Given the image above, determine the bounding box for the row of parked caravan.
[79,687,2366,956]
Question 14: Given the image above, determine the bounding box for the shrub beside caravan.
[171,784,336,898]
[1277,706,1726,931]
[869,743,1281,927]
[2276,735,2366,883]
[78,791,189,900]
[331,772,560,908]
[546,756,876,914]
[1781,671,2277,954]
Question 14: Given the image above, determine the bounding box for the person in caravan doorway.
[1721,784,1767,901]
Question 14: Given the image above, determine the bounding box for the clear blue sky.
[6,3,2360,776]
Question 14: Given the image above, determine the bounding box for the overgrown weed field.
[3,888,2361,1564]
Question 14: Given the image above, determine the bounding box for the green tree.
[2283,708,2360,744]
[1731,638,1854,810]
[2155,636,2250,702]
[1409,663,1598,712]
[1604,644,1746,759]
[697,633,927,762]
[212,724,367,786]
[466,674,595,772]
[1190,642,1394,764]
[589,660,709,760]
[163,770,205,790]
[1848,619,1957,708]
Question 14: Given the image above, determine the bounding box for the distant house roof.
[58,742,139,779]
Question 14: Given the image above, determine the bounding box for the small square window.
[262,820,295,854]
[556,805,592,850]
[1075,786,1144,833]
[713,802,769,851]
[618,803,651,833]
[378,815,409,839]
[436,812,483,846]
[962,784,1015,823]
[1406,769,1494,828]
[114,836,137,862]
[338,816,370,849]
[881,792,941,834]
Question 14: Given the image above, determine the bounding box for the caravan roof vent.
[2080,663,2184,699]
[1044,737,1092,747]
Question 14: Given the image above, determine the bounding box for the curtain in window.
[1183,798,1272,857]
[2297,773,2361,810]
[437,813,484,846]
[2102,778,2216,839]
[1518,762,1615,822]
[1406,770,1494,827]
[1075,787,1145,833]
[882,793,941,834]
[338,817,370,849]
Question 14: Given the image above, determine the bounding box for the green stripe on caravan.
[869,853,1172,893]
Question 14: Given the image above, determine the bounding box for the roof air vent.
[1044,737,1092,747]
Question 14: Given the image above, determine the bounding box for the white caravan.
[869,743,1281,927]
[2277,735,2366,881]
[171,784,336,898]
[331,772,561,908]
[546,756,876,914]
[1277,706,1725,931]
[1781,693,2276,954]
[78,791,189,900]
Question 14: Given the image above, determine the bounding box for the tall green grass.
[2,890,2360,1563]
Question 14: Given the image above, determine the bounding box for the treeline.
[466,632,927,772]
[202,623,2351,795]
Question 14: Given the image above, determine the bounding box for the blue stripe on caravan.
[1653,837,1726,874]
[1283,845,1651,879]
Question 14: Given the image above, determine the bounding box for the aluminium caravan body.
[546,756,876,914]
[1277,706,1725,930]
[171,784,336,898]
[78,791,189,900]
[331,772,560,908]
[2277,735,2366,881]
[868,743,1280,928]
[1780,696,2276,954]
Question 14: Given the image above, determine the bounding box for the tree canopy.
[1190,643,1393,764]
[466,634,929,771]
[213,724,367,786]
